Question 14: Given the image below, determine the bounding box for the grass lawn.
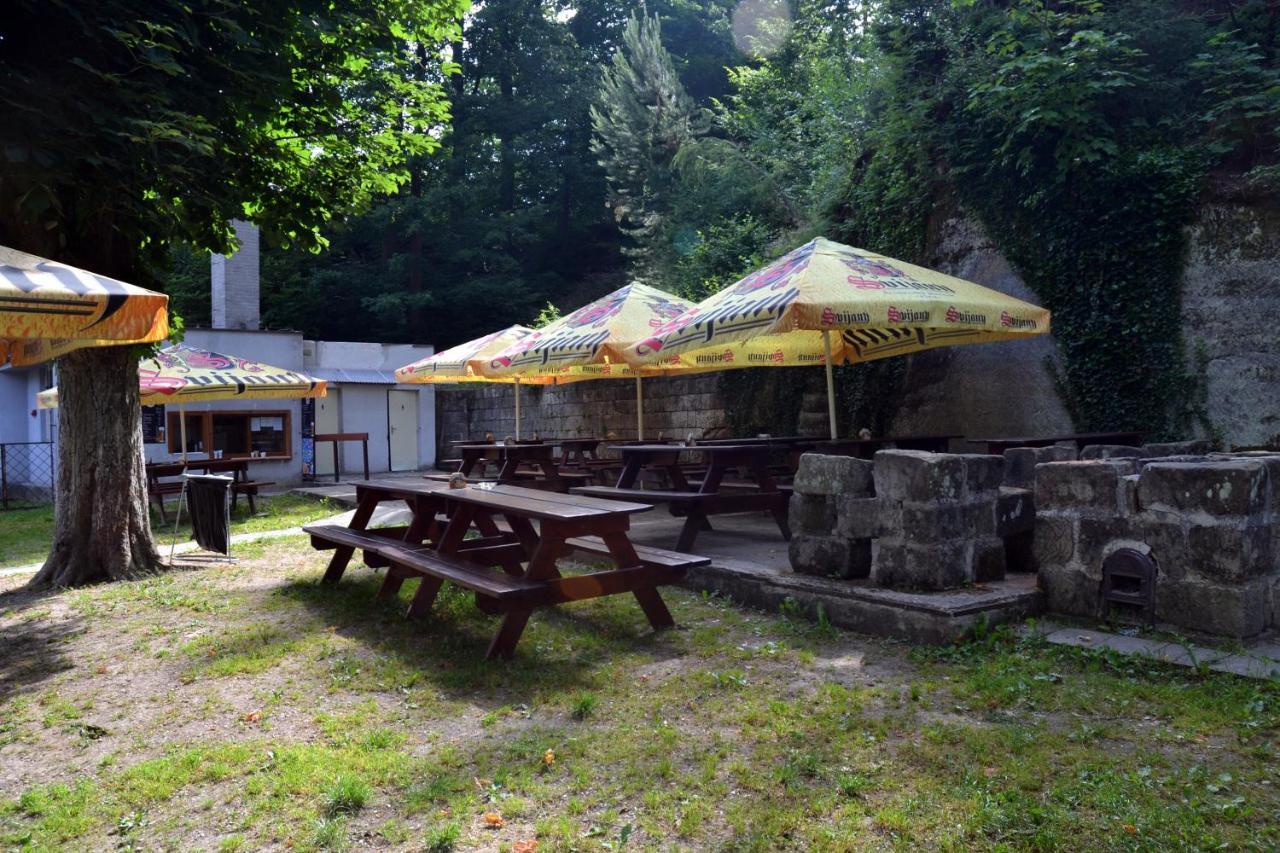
[0,494,342,568]
[1,539,1277,851]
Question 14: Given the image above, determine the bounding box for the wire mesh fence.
[1,441,56,510]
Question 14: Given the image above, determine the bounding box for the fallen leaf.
[513,841,539,853]
[483,812,505,829]
[240,710,262,723]
[543,749,555,767]
[1122,824,1137,835]
[95,664,109,674]
[983,767,997,778]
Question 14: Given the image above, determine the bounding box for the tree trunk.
[28,346,163,588]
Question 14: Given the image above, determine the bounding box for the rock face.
[1035,454,1280,637]
[1182,202,1280,449]
[887,215,1075,444]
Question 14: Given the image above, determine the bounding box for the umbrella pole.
[179,402,188,465]
[635,376,644,441]
[822,330,837,440]
[514,380,521,441]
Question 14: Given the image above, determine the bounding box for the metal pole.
[635,376,644,441]
[179,402,188,465]
[514,379,521,441]
[822,330,837,440]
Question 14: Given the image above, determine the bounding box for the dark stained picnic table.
[972,431,1144,455]
[449,441,569,490]
[304,478,706,659]
[572,443,792,552]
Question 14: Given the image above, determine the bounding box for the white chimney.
[211,219,261,330]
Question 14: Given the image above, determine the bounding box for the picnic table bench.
[429,442,592,492]
[304,479,707,659]
[572,443,792,552]
[147,459,272,522]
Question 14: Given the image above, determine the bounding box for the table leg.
[615,455,643,489]
[322,490,380,585]
[486,608,533,659]
[749,462,792,541]
[406,576,444,619]
[600,531,674,630]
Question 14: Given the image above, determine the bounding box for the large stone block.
[899,502,974,541]
[873,450,966,502]
[996,487,1035,538]
[1144,440,1214,457]
[974,538,1006,582]
[1138,460,1269,517]
[872,540,971,591]
[1038,562,1101,618]
[1032,514,1076,567]
[1035,460,1136,512]
[961,454,1005,496]
[789,493,835,535]
[789,534,870,579]
[1079,444,1150,460]
[1140,519,1190,582]
[793,453,874,497]
[1002,445,1076,488]
[1155,577,1271,638]
[1076,516,1140,572]
[833,496,883,539]
[1185,521,1274,581]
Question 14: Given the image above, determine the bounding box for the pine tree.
[590,13,708,285]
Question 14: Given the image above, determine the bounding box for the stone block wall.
[789,449,1037,591]
[435,373,730,453]
[1035,454,1280,637]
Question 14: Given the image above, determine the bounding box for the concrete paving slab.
[1037,622,1280,680]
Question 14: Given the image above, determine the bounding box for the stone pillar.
[870,450,1006,591]
[787,454,875,579]
[211,219,261,330]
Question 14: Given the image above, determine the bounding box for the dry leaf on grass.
[542,749,555,767]
[483,812,505,829]
[513,840,539,853]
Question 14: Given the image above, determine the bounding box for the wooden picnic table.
[552,436,604,467]
[972,431,1144,455]
[572,443,792,552]
[304,478,707,659]
[448,442,573,491]
[146,458,272,521]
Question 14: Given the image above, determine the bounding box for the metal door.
[388,389,419,472]
[315,388,341,477]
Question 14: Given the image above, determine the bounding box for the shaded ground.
[0,537,1277,851]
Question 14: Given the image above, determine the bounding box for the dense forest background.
[168,0,1280,436]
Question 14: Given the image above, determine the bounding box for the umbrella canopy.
[1,245,169,367]
[481,283,697,382]
[37,343,327,409]
[394,325,543,384]
[480,284,703,439]
[625,238,1049,368]
[623,237,1051,438]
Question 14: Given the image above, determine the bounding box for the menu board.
[141,406,166,445]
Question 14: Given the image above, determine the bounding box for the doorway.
[388,389,419,472]
[315,388,341,477]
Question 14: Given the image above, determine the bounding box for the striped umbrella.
[1,245,169,366]
[623,238,1051,438]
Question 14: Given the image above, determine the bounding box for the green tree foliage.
[591,13,710,285]
[0,0,466,587]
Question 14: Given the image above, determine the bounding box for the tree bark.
[28,346,163,588]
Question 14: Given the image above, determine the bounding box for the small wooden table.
[305,479,706,658]
[573,444,792,552]
[554,437,604,468]
[973,431,1144,455]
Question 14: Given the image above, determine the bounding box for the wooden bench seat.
[571,485,711,504]
[565,536,710,570]
[304,523,543,602]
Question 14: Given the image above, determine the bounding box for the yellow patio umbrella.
[623,237,1051,438]
[394,325,550,440]
[1,245,169,366]
[479,283,702,439]
[38,343,327,462]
